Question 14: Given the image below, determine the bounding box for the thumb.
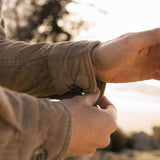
[83,88,100,106]
[99,96,117,120]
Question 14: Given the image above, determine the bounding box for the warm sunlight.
[67,0,160,134]
[2,1,160,159]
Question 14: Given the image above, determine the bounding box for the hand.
[92,28,160,83]
[62,89,117,157]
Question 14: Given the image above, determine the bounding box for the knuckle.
[98,138,111,148]
[110,119,118,133]
[85,148,96,155]
[89,149,96,154]
[105,118,117,134]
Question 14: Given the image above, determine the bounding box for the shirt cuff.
[42,101,72,160]
[48,40,106,101]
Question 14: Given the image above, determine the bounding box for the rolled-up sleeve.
[0,40,106,100]
[48,41,104,95]
[0,86,72,160]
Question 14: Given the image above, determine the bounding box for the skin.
[63,28,160,157]
[92,28,160,82]
[62,89,117,157]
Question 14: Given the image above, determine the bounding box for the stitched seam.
[83,43,96,92]
[54,102,72,159]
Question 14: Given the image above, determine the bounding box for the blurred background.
[3,0,160,159]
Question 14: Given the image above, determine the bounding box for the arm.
[91,29,160,83]
[0,86,117,159]
[0,85,72,160]
[2,28,160,98]
[0,0,106,100]
[0,39,105,99]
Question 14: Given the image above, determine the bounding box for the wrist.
[91,44,102,81]
[91,43,109,82]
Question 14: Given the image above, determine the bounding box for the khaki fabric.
[0,39,105,99]
[0,86,72,160]
[0,1,106,159]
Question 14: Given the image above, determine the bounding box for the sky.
[68,0,160,41]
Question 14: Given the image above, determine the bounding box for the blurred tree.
[4,0,84,42]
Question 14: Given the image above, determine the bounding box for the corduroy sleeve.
[48,41,106,98]
[0,0,106,101]
[0,39,106,101]
[0,85,72,160]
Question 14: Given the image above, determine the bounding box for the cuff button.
[72,84,83,94]
[31,147,47,160]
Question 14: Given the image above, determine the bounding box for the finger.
[98,96,113,109]
[99,96,117,119]
[83,88,100,106]
[128,28,160,48]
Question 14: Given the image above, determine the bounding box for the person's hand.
[92,28,160,83]
[61,89,117,157]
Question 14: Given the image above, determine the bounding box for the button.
[31,147,47,160]
[71,84,83,94]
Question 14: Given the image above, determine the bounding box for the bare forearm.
[91,29,160,83]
